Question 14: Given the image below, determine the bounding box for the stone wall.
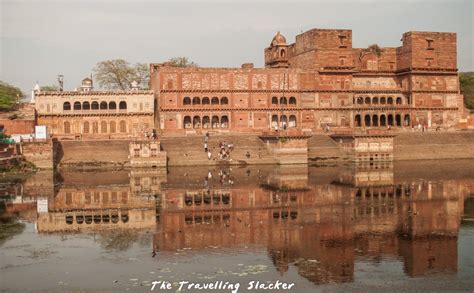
[22,140,54,169]
[0,119,35,135]
[57,140,130,169]
[394,132,474,161]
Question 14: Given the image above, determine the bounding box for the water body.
[1,160,474,292]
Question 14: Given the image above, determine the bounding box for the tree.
[168,57,198,68]
[460,72,474,110]
[0,81,23,111]
[360,44,384,59]
[40,85,59,91]
[93,59,149,90]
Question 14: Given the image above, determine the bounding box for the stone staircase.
[160,135,277,166]
[307,134,349,162]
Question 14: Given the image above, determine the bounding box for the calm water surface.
[1,160,474,292]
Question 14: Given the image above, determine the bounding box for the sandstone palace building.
[34,28,468,138]
[151,29,466,134]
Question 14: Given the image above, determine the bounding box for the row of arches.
[271,115,297,128]
[184,115,229,129]
[64,101,127,111]
[65,212,129,225]
[354,96,404,105]
[63,120,128,134]
[354,114,411,127]
[183,96,228,106]
[271,96,297,105]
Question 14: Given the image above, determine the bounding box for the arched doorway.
[221,97,229,105]
[289,115,297,127]
[372,115,379,126]
[280,115,288,128]
[212,116,219,128]
[364,114,371,127]
[192,97,200,105]
[202,116,210,128]
[404,114,411,127]
[280,97,287,105]
[388,114,394,126]
[355,114,362,127]
[395,114,401,126]
[271,115,278,128]
[91,101,99,110]
[221,116,229,128]
[380,115,386,126]
[100,101,108,110]
[211,97,219,105]
[193,116,201,128]
[272,97,278,105]
[289,97,297,105]
[183,97,191,105]
[202,97,210,105]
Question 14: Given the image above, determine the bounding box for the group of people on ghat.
[203,132,234,161]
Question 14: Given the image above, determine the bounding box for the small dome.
[271,31,287,46]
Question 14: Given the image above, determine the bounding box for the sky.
[1,0,473,93]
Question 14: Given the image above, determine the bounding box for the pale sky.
[1,0,473,93]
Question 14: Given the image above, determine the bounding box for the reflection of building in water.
[154,164,471,284]
[36,170,166,232]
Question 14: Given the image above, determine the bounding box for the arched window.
[280,115,288,128]
[355,115,362,127]
[211,97,219,105]
[110,121,116,133]
[202,116,210,128]
[289,115,297,127]
[183,116,191,129]
[119,101,127,109]
[63,102,71,110]
[387,114,394,126]
[280,97,287,105]
[91,101,99,110]
[64,121,71,134]
[109,101,117,109]
[221,97,229,105]
[221,115,229,128]
[83,101,90,110]
[372,115,379,126]
[372,97,379,104]
[272,97,278,105]
[202,97,210,105]
[364,114,371,127]
[387,97,393,105]
[193,116,201,128]
[357,97,363,104]
[192,97,200,105]
[119,120,127,133]
[73,102,81,110]
[211,116,219,128]
[83,121,89,133]
[183,97,191,105]
[404,114,411,126]
[280,49,286,57]
[92,121,99,133]
[289,97,297,105]
[380,97,386,104]
[271,115,278,128]
[395,114,401,126]
[396,97,402,105]
[365,97,371,104]
[100,101,108,110]
[101,121,107,133]
[380,115,387,126]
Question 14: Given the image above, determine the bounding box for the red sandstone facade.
[151,28,466,134]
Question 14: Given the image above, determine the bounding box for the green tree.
[93,59,149,90]
[460,72,474,110]
[0,81,23,111]
[40,85,59,91]
[168,57,198,67]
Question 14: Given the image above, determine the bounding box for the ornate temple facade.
[151,28,466,134]
[34,78,154,139]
